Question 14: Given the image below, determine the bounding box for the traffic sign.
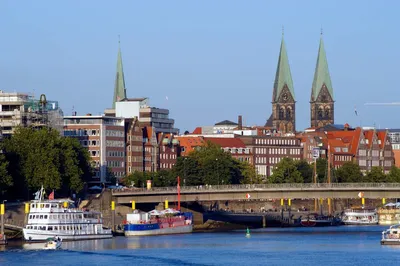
[246,193,251,199]
[312,148,320,159]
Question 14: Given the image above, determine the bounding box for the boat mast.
[177,176,181,211]
[327,144,332,215]
[314,156,318,212]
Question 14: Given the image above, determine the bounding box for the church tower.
[271,35,296,133]
[112,39,127,109]
[310,33,334,128]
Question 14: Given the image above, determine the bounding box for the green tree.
[365,167,387,183]
[387,166,400,182]
[3,127,91,199]
[239,161,263,184]
[295,160,313,183]
[0,153,12,200]
[268,157,303,183]
[336,162,363,182]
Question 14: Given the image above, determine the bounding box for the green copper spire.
[272,36,295,102]
[112,37,127,109]
[311,35,333,101]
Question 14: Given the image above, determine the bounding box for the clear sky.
[1,0,399,132]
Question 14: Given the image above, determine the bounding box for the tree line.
[268,157,400,184]
[123,141,261,187]
[0,127,92,201]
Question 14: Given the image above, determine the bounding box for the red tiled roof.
[192,127,202,134]
[377,131,387,149]
[203,137,246,148]
[176,136,205,155]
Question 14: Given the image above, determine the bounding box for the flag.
[48,190,54,200]
[33,190,40,200]
[354,105,358,116]
[166,96,169,101]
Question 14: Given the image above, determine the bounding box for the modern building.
[63,115,126,183]
[204,137,252,164]
[388,129,400,167]
[0,91,63,137]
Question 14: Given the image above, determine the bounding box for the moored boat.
[378,203,400,225]
[43,237,62,250]
[124,208,193,236]
[23,186,112,242]
[342,207,378,225]
[300,213,341,227]
[381,224,400,245]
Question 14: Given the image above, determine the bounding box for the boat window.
[29,215,32,219]
[44,215,48,219]
[40,215,43,219]
[48,226,53,231]
[31,204,35,209]
[45,204,50,208]
[34,226,37,230]
[394,231,398,234]
[51,204,58,208]
[40,204,44,208]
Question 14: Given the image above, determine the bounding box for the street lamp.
[215,158,219,185]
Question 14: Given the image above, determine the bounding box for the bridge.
[112,183,400,204]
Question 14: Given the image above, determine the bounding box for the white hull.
[23,229,112,242]
[125,225,193,237]
[343,221,378,225]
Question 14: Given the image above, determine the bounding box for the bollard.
[328,198,331,215]
[362,198,365,205]
[111,201,115,231]
[24,203,30,224]
[262,215,266,228]
[382,198,386,205]
[1,203,5,235]
[131,201,136,210]
[165,200,169,209]
[288,199,291,206]
[280,199,284,206]
[63,202,68,208]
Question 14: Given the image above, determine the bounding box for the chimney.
[238,115,243,130]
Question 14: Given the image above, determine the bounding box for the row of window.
[26,224,94,231]
[106,130,124,137]
[161,153,177,160]
[106,161,124,168]
[255,138,298,146]
[29,214,83,220]
[359,150,392,157]
[160,163,174,169]
[128,156,143,163]
[106,140,124,147]
[107,151,125,157]
[255,147,301,155]
[358,159,392,167]
[64,129,99,136]
[223,148,250,154]
[128,135,142,142]
[81,140,99,147]
[334,155,352,162]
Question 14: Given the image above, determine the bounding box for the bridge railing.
[111,183,400,194]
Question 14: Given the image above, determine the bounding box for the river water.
[1,226,399,265]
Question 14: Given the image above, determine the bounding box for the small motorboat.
[43,237,62,250]
[381,224,400,245]
[245,227,251,238]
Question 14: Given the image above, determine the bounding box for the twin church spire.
[270,31,334,133]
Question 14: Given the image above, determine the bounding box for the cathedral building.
[310,34,334,128]
[270,36,296,133]
[266,32,335,133]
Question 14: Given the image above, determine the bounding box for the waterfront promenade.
[112,183,400,203]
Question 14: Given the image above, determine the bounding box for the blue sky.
[1,0,399,132]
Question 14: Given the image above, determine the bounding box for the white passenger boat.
[23,186,112,242]
[381,224,400,245]
[341,207,378,225]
